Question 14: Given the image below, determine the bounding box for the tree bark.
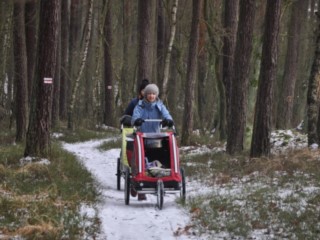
[251,0,281,157]
[181,0,202,145]
[59,0,70,120]
[104,0,114,126]
[276,0,304,129]
[137,0,154,80]
[226,0,255,155]
[13,1,28,142]
[197,3,208,132]
[25,0,37,101]
[52,1,62,128]
[162,0,178,102]
[67,0,93,129]
[25,0,60,157]
[0,2,13,115]
[222,0,239,136]
[307,13,320,145]
[120,0,131,112]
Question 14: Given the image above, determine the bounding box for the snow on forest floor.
[63,128,320,239]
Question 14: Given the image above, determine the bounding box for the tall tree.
[276,0,304,129]
[25,0,37,100]
[0,2,13,119]
[120,0,132,112]
[59,0,70,120]
[25,0,60,157]
[67,0,93,129]
[13,1,28,142]
[307,12,320,146]
[181,0,203,145]
[222,0,239,137]
[156,0,166,89]
[162,0,178,101]
[197,1,208,132]
[52,0,62,128]
[250,0,281,157]
[226,0,255,155]
[137,0,154,80]
[104,0,114,126]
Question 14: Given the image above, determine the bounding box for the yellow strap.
[121,128,134,166]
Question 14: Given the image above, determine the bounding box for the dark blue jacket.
[124,98,139,116]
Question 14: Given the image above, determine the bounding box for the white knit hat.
[144,84,159,97]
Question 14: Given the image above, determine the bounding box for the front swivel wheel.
[157,179,164,210]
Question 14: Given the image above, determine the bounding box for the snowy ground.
[61,129,317,240]
[63,139,200,240]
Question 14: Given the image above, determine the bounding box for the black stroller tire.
[157,180,164,210]
[180,167,186,201]
[117,157,121,190]
[124,167,130,205]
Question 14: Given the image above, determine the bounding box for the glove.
[134,118,144,126]
[161,119,174,127]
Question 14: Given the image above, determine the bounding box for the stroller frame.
[116,121,186,209]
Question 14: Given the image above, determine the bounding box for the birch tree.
[161,0,178,102]
[67,0,93,129]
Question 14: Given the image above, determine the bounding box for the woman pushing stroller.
[131,83,174,132]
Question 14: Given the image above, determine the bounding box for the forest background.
[1,0,320,157]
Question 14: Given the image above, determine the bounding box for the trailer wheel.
[116,157,121,190]
[157,179,164,210]
[180,167,186,201]
[124,168,130,205]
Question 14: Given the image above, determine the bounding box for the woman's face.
[146,92,157,102]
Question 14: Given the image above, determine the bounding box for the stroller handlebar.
[143,119,162,122]
[133,118,177,134]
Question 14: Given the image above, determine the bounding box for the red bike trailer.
[117,120,186,209]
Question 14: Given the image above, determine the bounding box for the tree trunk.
[156,0,165,90]
[104,0,114,126]
[197,5,208,132]
[120,0,131,112]
[59,0,70,120]
[307,13,320,145]
[25,0,60,157]
[161,0,178,102]
[181,0,202,145]
[68,0,93,129]
[226,0,255,155]
[137,0,154,80]
[276,0,304,129]
[0,2,13,115]
[222,0,239,136]
[25,0,37,101]
[251,0,281,157]
[13,1,28,142]
[52,2,61,128]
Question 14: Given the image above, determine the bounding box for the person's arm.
[131,101,143,125]
[158,102,173,120]
[124,98,138,116]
